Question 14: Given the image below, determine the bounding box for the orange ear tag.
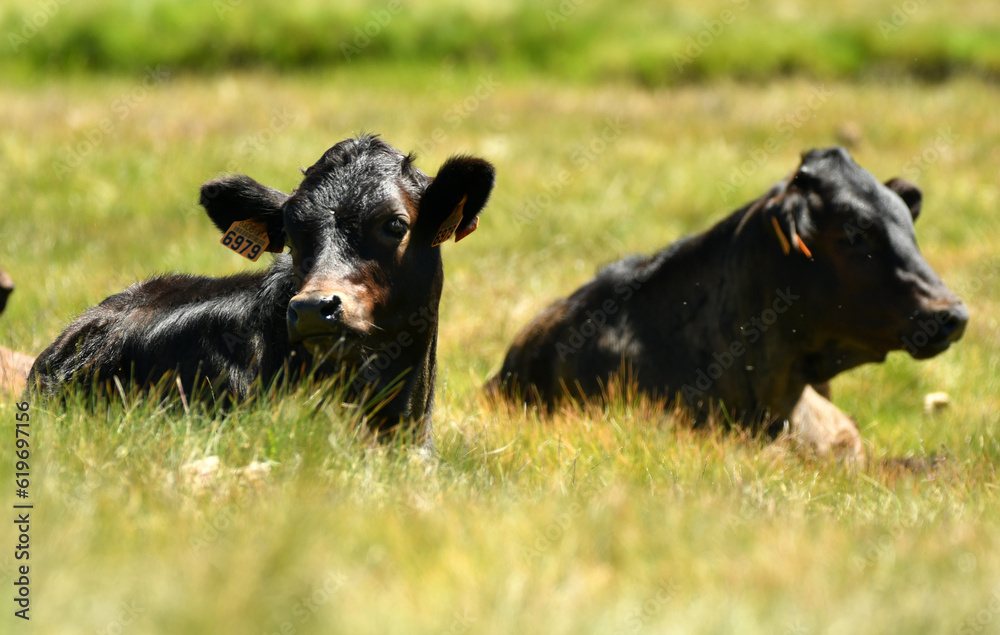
[770,216,791,255]
[793,234,813,258]
[221,220,270,262]
[431,195,467,247]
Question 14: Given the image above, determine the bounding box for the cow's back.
[488,219,761,415]
[488,298,575,407]
[29,262,296,400]
[489,261,661,408]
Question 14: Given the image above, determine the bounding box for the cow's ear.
[418,156,496,246]
[199,175,288,250]
[885,177,922,221]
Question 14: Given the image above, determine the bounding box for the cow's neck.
[369,324,437,444]
[363,268,442,445]
[724,204,810,421]
[642,201,807,423]
[261,256,303,375]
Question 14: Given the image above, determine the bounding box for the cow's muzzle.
[287,292,368,355]
[901,303,969,359]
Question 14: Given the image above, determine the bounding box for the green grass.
[2,64,1000,633]
[2,0,1000,83]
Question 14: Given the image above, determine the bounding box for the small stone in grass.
[924,392,950,414]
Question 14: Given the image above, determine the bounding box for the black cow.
[29,135,496,443]
[488,147,967,438]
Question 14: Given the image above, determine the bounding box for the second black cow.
[29,135,496,443]
[489,147,967,437]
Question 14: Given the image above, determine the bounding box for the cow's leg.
[785,385,866,467]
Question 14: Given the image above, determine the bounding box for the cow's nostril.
[320,295,342,320]
[286,301,302,328]
[287,294,351,342]
[937,306,969,342]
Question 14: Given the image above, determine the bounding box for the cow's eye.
[382,217,409,241]
[840,232,873,251]
[792,170,819,190]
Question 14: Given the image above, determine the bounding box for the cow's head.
[753,147,967,381]
[199,135,495,406]
[0,267,13,315]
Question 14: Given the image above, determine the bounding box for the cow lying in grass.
[488,147,967,458]
[0,267,35,395]
[29,135,495,444]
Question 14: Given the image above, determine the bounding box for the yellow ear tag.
[221,220,270,262]
[431,195,467,247]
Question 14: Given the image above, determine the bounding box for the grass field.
[2,3,1000,634]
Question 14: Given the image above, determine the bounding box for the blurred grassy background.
[2,0,1000,83]
[2,1,1000,634]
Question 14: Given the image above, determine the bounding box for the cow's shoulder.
[108,272,265,308]
[595,253,654,283]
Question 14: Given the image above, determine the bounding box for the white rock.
[924,392,950,414]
